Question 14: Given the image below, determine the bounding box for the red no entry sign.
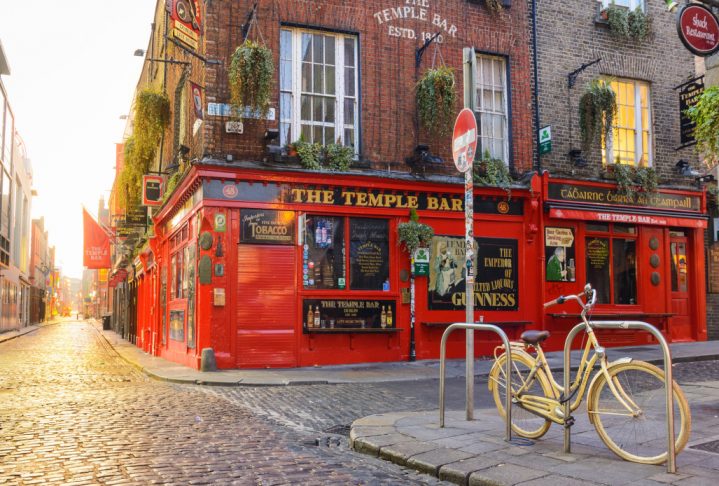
[452,108,478,173]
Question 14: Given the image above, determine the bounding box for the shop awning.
[548,207,707,229]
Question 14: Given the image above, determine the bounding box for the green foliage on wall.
[579,79,617,155]
[398,209,435,254]
[687,86,719,166]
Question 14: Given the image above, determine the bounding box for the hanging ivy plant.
[397,209,435,255]
[687,86,719,166]
[134,89,171,150]
[416,66,457,137]
[474,150,512,198]
[229,40,274,119]
[606,164,659,197]
[579,79,617,155]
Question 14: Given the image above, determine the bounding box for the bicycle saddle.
[520,330,550,345]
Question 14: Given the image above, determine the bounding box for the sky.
[0,1,157,279]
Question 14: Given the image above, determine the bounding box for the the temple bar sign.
[372,1,459,42]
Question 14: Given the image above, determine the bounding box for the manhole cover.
[689,439,719,454]
[323,424,351,437]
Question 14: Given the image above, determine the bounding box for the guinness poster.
[240,209,295,245]
[429,236,518,310]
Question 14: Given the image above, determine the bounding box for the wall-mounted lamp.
[664,0,678,12]
[675,160,699,176]
[264,129,279,141]
[696,174,716,184]
[405,144,443,176]
[134,49,191,66]
[569,149,587,167]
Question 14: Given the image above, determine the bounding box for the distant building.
[30,217,50,324]
[0,38,33,331]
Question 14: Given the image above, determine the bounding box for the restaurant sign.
[677,4,719,56]
[548,183,701,212]
[240,209,295,245]
[303,299,396,330]
[204,180,523,216]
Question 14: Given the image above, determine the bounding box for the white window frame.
[602,78,653,167]
[599,0,644,11]
[473,53,509,164]
[280,28,359,152]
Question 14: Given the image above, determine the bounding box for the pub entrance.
[670,231,692,342]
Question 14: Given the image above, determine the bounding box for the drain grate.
[323,424,351,437]
[689,439,719,454]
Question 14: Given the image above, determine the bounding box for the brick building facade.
[535,0,709,343]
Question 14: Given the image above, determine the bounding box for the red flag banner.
[83,208,111,269]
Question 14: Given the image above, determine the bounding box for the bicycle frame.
[504,286,640,425]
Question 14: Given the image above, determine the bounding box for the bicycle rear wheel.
[588,361,691,464]
[489,350,553,439]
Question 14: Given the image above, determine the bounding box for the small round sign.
[677,4,719,57]
[452,108,478,173]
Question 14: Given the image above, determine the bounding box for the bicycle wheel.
[588,360,691,464]
[489,350,553,439]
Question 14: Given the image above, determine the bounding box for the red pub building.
[116,0,707,370]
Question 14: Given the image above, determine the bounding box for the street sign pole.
[452,108,478,421]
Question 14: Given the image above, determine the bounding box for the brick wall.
[200,0,534,175]
[535,0,699,182]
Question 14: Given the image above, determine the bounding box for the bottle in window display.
[380,306,387,328]
[313,306,320,328]
[387,306,393,327]
[307,306,314,329]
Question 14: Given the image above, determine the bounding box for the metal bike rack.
[563,320,677,473]
[439,322,512,443]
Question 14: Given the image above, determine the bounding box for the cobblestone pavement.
[0,322,445,485]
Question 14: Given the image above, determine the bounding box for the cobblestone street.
[0,322,443,485]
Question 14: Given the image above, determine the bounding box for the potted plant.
[228,40,274,119]
[416,66,457,137]
[295,139,322,170]
[324,142,354,171]
[605,4,650,42]
[474,150,512,198]
[397,209,434,255]
[579,79,617,156]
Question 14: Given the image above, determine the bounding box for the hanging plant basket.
[229,40,274,119]
[579,79,617,155]
[416,66,457,137]
[398,209,434,255]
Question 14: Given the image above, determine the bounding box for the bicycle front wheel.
[587,361,691,464]
[489,350,553,439]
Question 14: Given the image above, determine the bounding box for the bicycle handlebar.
[544,284,596,311]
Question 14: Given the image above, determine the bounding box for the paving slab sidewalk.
[91,321,719,386]
[350,408,719,486]
[0,317,65,344]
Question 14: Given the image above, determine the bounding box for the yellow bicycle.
[488,284,691,464]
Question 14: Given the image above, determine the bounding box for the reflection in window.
[350,218,389,290]
[304,216,345,289]
[613,239,636,304]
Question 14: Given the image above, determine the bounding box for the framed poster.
[475,238,519,310]
[349,218,389,290]
[545,227,576,282]
[169,310,185,342]
[303,299,396,330]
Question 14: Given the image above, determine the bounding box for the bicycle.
[487,284,691,465]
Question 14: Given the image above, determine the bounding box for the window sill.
[304,327,402,334]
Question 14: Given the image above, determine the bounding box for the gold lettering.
[356,193,368,206]
[407,196,419,208]
[439,198,450,211]
[322,190,334,204]
[306,190,321,203]
[452,198,463,211]
[384,194,397,207]
[341,191,355,205]
[427,196,439,210]
[368,193,383,207]
[291,188,306,203]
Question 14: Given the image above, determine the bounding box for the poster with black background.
[429,236,518,310]
[349,219,389,290]
[303,299,396,330]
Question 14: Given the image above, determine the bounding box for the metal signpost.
[452,108,478,420]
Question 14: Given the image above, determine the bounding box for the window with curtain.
[602,79,652,166]
[280,28,358,150]
[474,54,508,163]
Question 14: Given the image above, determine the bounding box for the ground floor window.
[585,224,637,304]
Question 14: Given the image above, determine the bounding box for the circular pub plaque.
[677,4,719,57]
[651,272,661,286]
[650,254,660,269]
[649,236,659,251]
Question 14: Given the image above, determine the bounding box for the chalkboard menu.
[303,299,396,330]
[240,209,295,245]
[586,238,610,303]
[350,219,389,290]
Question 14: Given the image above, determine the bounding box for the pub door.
[669,232,692,342]
[236,245,297,367]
